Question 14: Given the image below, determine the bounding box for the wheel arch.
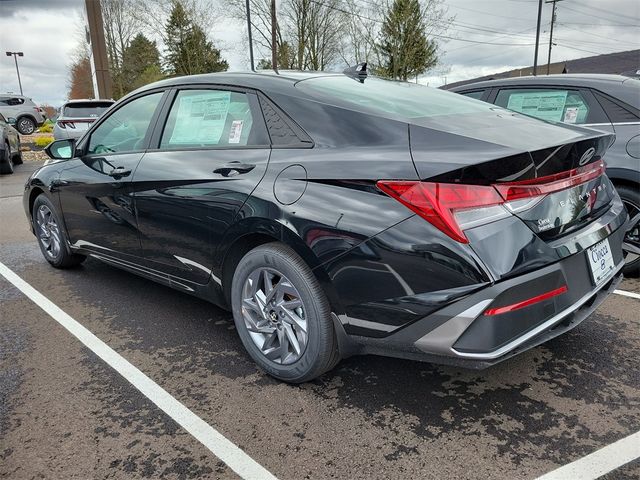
[219,218,344,315]
[608,167,639,190]
[16,113,37,126]
[28,186,46,218]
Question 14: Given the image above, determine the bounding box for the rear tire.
[0,143,14,174]
[231,243,340,383]
[16,116,36,135]
[618,184,640,277]
[32,194,86,268]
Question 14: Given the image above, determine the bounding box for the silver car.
[0,94,46,135]
[53,99,114,141]
[0,113,23,174]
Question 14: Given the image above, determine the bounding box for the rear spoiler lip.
[409,124,616,184]
[57,118,97,123]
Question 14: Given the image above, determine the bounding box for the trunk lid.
[408,115,616,241]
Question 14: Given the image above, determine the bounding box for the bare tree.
[225,0,284,64]
[101,0,143,98]
[303,0,345,70]
[338,0,382,68]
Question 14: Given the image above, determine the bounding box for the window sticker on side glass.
[228,120,244,144]
[169,92,231,145]
[563,106,579,123]
[506,91,568,122]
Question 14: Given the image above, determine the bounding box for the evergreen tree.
[164,1,229,76]
[376,0,438,81]
[122,33,163,92]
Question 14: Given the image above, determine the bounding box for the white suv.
[0,94,46,134]
[53,99,114,141]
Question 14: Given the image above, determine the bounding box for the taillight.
[376,181,506,243]
[493,162,605,201]
[377,161,606,243]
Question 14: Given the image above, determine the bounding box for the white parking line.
[614,289,640,300]
[535,430,640,480]
[0,261,278,480]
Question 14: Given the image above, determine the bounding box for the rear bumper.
[339,222,627,368]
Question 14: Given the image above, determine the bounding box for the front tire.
[231,243,340,383]
[32,194,86,268]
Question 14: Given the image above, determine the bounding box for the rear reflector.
[377,161,605,243]
[484,285,568,316]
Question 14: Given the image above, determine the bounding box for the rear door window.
[160,89,257,149]
[495,88,591,124]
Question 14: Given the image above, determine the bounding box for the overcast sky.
[0,0,638,106]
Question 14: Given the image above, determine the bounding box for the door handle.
[213,162,256,177]
[108,166,132,178]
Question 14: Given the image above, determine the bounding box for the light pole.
[246,0,255,71]
[533,0,543,75]
[5,51,24,95]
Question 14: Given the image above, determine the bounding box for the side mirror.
[45,139,76,160]
[7,117,16,126]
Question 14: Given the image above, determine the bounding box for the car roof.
[448,74,639,108]
[136,70,343,97]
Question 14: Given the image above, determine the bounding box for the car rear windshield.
[63,102,113,118]
[296,76,493,120]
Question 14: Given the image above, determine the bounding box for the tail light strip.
[377,162,605,243]
[57,119,95,129]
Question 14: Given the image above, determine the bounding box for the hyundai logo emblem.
[579,147,596,166]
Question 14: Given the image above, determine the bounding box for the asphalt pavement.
[1,160,639,479]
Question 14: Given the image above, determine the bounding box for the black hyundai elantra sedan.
[25,68,628,382]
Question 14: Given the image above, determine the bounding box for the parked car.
[53,99,115,141]
[447,74,640,275]
[0,113,23,174]
[26,69,628,382]
[0,94,46,135]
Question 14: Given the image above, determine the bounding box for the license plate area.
[587,238,615,286]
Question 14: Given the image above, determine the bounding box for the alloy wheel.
[241,267,308,365]
[18,118,35,134]
[36,204,62,259]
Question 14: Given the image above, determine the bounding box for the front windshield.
[296,76,494,120]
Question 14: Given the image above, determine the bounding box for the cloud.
[424,0,640,87]
[0,0,638,104]
[0,3,83,105]
[0,0,81,17]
